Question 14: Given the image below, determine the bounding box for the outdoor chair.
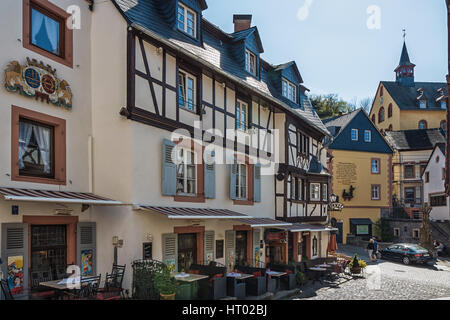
[110,264,126,297]
[266,263,296,291]
[226,277,246,299]
[96,273,123,300]
[234,265,267,296]
[64,274,102,300]
[189,263,227,300]
[30,270,56,300]
[0,279,14,300]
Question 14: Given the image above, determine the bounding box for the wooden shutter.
[77,222,96,276]
[204,231,215,263]
[225,230,236,271]
[1,223,28,299]
[162,233,178,272]
[230,163,238,200]
[204,151,216,199]
[254,163,262,202]
[253,228,261,267]
[162,139,177,196]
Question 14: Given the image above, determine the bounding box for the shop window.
[11,106,66,185]
[23,0,73,68]
[356,225,369,235]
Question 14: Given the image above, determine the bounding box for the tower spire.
[395,32,415,87]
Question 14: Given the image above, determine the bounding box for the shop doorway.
[268,245,284,264]
[235,231,248,265]
[178,233,197,272]
[30,225,67,282]
[301,235,308,260]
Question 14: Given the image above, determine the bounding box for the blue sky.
[203,0,447,104]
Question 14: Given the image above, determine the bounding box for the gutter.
[131,23,332,139]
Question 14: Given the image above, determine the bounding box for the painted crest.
[4,58,72,109]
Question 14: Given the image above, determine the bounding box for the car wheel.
[402,256,410,265]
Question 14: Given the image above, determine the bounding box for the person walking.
[372,237,378,262]
[367,239,374,262]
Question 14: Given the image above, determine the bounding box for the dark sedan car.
[379,243,434,265]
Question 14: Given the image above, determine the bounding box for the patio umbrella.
[328,234,338,253]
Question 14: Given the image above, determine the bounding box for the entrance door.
[301,235,308,260]
[178,233,197,272]
[336,222,343,244]
[30,225,67,284]
[235,231,247,265]
[268,245,283,264]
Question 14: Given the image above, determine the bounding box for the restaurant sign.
[4,58,72,109]
[265,231,286,243]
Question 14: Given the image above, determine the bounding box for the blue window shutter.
[204,162,216,199]
[230,163,237,200]
[254,163,262,202]
[162,139,177,196]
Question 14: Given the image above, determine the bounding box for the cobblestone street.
[291,245,450,300]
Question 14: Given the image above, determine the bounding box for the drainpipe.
[321,136,334,227]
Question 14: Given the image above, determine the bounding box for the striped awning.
[233,218,292,228]
[136,206,252,219]
[0,187,123,205]
[281,223,337,233]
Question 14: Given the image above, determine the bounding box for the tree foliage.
[309,94,353,120]
[373,218,393,243]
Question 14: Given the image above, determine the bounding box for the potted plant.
[154,270,177,300]
[295,271,307,286]
[348,254,367,274]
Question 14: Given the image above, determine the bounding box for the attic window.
[441,101,447,110]
[282,79,297,103]
[245,49,257,75]
[177,2,197,38]
[419,100,426,109]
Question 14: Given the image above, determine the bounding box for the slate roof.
[384,128,446,151]
[437,142,446,155]
[397,42,415,67]
[112,0,329,136]
[230,27,264,53]
[322,109,360,137]
[382,81,447,110]
[308,156,329,175]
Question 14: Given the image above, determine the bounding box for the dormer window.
[245,49,257,75]
[177,2,197,38]
[282,79,297,103]
[441,101,447,110]
[419,100,426,109]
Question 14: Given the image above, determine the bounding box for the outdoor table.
[226,273,251,299]
[172,272,209,300]
[226,272,253,280]
[40,278,83,300]
[308,267,327,284]
[266,271,286,292]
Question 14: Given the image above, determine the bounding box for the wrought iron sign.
[329,193,344,211]
[4,58,72,109]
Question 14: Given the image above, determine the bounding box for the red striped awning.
[233,218,292,227]
[0,187,123,205]
[137,206,251,219]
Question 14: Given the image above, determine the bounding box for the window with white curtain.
[31,6,61,55]
[282,79,297,102]
[178,70,196,112]
[176,148,196,195]
[310,183,321,201]
[18,119,54,178]
[235,163,248,199]
[245,49,257,75]
[177,2,197,38]
[236,100,248,131]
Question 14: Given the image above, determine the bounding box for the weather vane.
[402,29,406,41]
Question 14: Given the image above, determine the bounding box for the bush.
[373,218,393,242]
[295,271,307,285]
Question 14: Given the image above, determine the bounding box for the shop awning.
[0,187,123,205]
[136,206,252,219]
[350,218,373,225]
[281,223,338,232]
[232,218,292,228]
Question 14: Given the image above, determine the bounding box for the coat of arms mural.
[4,58,72,109]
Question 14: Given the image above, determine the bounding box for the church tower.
[395,39,415,87]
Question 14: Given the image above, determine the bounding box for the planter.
[160,292,176,300]
[350,267,361,274]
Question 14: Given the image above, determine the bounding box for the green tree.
[309,94,352,120]
[373,218,393,242]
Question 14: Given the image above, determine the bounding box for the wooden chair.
[64,275,102,300]
[0,279,14,300]
[30,270,56,300]
[96,273,122,300]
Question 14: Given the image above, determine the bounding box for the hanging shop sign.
[264,230,287,243]
[4,58,72,109]
[329,193,344,211]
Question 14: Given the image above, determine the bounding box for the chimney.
[233,14,252,33]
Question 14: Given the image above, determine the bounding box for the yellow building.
[370,41,447,132]
[324,109,393,244]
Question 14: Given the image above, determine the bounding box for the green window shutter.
[254,163,262,202]
[77,222,96,276]
[1,223,28,299]
[162,233,178,272]
[162,139,177,196]
[225,230,236,271]
[230,163,238,200]
[252,229,262,267]
[204,151,216,199]
[204,231,215,263]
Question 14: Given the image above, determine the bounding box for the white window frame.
[236,163,248,200]
[178,69,196,112]
[236,99,248,132]
[351,129,358,141]
[371,185,380,200]
[419,101,426,109]
[322,184,328,202]
[441,101,447,110]
[364,130,371,142]
[282,78,297,103]
[245,49,257,75]
[310,183,321,201]
[371,159,380,174]
[177,2,197,38]
[176,148,197,196]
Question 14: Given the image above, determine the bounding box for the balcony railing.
[381,208,423,220]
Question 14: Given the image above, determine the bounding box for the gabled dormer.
[231,15,264,79]
[157,0,207,43]
[269,61,303,108]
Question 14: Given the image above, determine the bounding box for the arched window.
[378,107,385,123]
[388,104,393,118]
[418,120,427,130]
[371,114,376,123]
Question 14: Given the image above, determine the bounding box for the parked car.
[379,243,434,265]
